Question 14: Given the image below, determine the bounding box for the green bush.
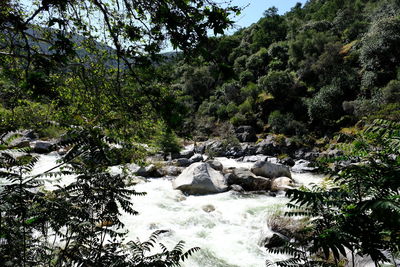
[240,82,260,99]
[383,80,400,103]
[268,110,307,135]
[239,70,254,84]
[230,113,247,126]
[238,98,253,114]
[258,70,295,100]
[307,84,344,125]
[155,127,181,154]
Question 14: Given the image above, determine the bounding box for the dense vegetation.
[0,0,238,265]
[268,119,400,266]
[166,0,400,141]
[0,0,399,266]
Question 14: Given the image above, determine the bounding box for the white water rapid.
[24,153,323,267]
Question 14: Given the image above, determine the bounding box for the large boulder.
[251,161,292,179]
[227,168,271,191]
[235,126,257,142]
[270,177,294,192]
[172,162,228,195]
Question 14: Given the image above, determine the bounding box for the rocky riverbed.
[2,131,333,266]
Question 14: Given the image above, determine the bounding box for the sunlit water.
[6,153,324,267]
[121,158,324,267]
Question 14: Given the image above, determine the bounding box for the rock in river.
[251,161,292,179]
[172,162,228,195]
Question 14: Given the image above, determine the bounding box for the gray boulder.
[4,130,38,148]
[172,162,228,195]
[291,159,318,173]
[251,161,292,178]
[227,168,271,191]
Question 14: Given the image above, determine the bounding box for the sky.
[19,0,308,51]
[229,0,308,30]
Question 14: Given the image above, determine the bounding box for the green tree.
[360,16,400,90]
[268,119,400,266]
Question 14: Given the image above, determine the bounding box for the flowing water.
[17,153,324,267]
[121,157,324,267]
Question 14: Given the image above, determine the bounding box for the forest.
[0,0,399,266]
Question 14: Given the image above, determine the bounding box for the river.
[18,153,324,267]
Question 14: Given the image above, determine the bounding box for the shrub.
[258,70,295,100]
[383,80,400,103]
[239,70,254,84]
[307,84,344,125]
[155,127,181,155]
[268,110,307,135]
[230,113,247,126]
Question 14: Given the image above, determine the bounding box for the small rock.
[144,164,163,177]
[190,153,203,163]
[175,194,187,202]
[57,147,68,156]
[202,204,216,213]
